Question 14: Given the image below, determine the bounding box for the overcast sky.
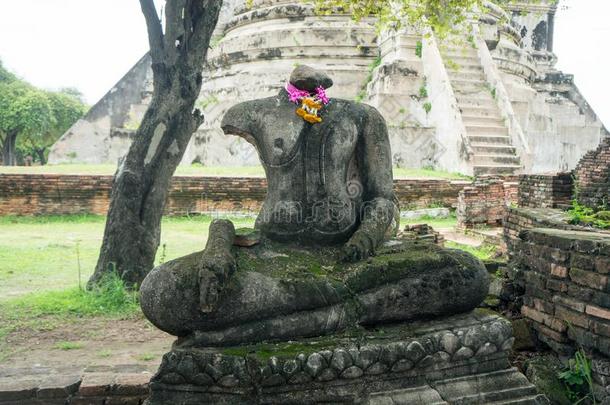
[0,0,608,128]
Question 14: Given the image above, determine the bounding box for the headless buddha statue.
[140,66,489,347]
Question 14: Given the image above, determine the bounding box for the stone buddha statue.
[140,66,489,348]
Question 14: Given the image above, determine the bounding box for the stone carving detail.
[150,312,513,390]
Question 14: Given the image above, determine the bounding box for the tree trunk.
[2,131,17,166]
[88,0,223,287]
[35,147,46,165]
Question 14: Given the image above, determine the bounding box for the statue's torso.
[237,94,367,244]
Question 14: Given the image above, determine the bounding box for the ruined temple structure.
[49,0,608,176]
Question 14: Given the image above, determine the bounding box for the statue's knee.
[140,257,201,336]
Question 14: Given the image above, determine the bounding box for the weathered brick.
[591,320,610,338]
[571,253,596,271]
[78,373,115,397]
[533,298,555,314]
[546,279,568,293]
[570,268,608,291]
[550,263,568,278]
[596,257,610,274]
[555,306,588,329]
[586,305,610,321]
[532,321,568,343]
[567,283,595,302]
[113,373,150,396]
[552,295,586,312]
[37,375,81,400]
[104,396,145,405]
[0,378,38,402]
[70,397,106,405]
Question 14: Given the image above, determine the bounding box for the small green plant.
[419,85,428,99]
[356,55,382,102]
[97,350,112,358]
[158,243,167,265]
[466,34,477,49]
[446,241,497,261]
[2,270,140,319]
[56,341,83,350]
[490,87,497,99]
[568,200,610,229]
[423,102,432,114]
[415,40,423,58]
[137,353,157,362]
[558,348,596,404]
[196,95,220,110]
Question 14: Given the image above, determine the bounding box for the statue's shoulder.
[221,94,282,136]
[328,98,386,124]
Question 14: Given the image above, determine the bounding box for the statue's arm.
[199,219,236,313]
[342,106,399,262]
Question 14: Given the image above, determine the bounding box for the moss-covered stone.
[525,355,572,405]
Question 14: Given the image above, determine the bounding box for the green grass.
[0,214,255,300]
[55,341,84,350]
[402,213,458,229]
[445,241,497,261]
[2,271,140,319]
[137,353,157,362]
[0,164,470,180]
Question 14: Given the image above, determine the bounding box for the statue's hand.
[341,233,373,263]
[199,252,236,313]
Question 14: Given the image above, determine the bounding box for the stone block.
[553,295,586,312]
[0,378,38,402]
[586,305,610,321]
[70,397,106,405]
[78,373,115,397]
[36,375,81,399]
[546,279,568,293]
[571,253,596,271]
[591,320,610,338]
[597,257,610,274]
[104,397,145,405]
[555,306,588,329]
[571,268,608,291]
[550,263,568,278]
[113,373,150,396]
[533,298,555,314]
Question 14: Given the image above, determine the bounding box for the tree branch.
[139,0,165,64]
[185,0,223,68]
[164,0,187,64]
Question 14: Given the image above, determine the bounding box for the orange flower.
[296,108,322,123]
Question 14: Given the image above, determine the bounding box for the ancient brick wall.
[518,173,573,209]
[516,228,610,359]
[456,177,518,228]
[0,174,476,217]
[0,370,150,405]
[575,137,610,210]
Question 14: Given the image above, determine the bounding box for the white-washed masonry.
[49,0,608,176]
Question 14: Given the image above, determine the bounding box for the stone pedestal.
[145,310,548,404]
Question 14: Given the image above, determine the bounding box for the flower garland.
[285,82,329,124]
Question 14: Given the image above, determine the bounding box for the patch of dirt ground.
[0,314,173,373]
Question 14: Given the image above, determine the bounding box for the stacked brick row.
[503,207,576,257]
[0,372,150,405]
[457,177,518,228]
[0,174,268,216]
[392,179,470,209]
[575,137,610,210]
[518,173,574,209]
[518,228,610,356]
[0,174,484,217]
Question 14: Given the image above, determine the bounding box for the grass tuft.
[55,341,84,350]
[445,241,497,261]
[1,271,139,319]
